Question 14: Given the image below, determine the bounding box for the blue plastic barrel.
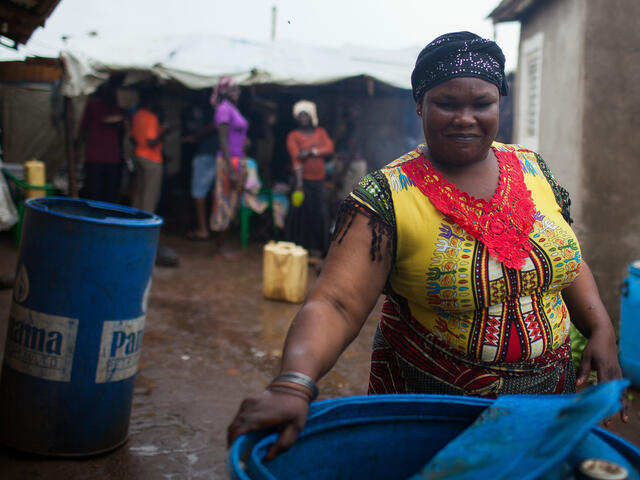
[229,394,640,480]
[0,197,162,455]
[620,260,640,388]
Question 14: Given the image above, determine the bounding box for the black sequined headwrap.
[411,31,509,102]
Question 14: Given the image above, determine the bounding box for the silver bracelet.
[271,371,319,400]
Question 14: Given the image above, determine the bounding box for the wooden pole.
[60,56,78,198]
[63,94,78,198]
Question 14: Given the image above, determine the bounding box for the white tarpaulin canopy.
[61,33,420,96]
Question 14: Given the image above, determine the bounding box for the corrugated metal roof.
[488,0,549,23]
[0,0,61,46]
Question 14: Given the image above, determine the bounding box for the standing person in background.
[130,89,169,213]
[210,77,248,258]
[182,91,219,240]
[130,88,179,267]
[76,78,126,204]
[285,100,334,261]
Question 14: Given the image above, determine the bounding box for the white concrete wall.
[514,0,640,319]
[580,0,640,319]
[514,0,586,230]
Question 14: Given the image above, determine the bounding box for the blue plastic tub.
[229,394,640,480]
[620,260,640,387]
[0,197,162,455]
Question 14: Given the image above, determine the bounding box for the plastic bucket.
[620,260,640,388]
[229,395,640,480]
[0,197,162,455]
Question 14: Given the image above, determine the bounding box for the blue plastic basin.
[229,394,640,480]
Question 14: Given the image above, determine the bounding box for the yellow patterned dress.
[334,143,581,396]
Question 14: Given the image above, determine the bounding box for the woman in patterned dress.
[209,77,249,259]
[228,31,626,459]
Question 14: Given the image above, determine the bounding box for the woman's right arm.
[227,211,392,459]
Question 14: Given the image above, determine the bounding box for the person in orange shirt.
[284,100,334,259]
[130,89,169,213]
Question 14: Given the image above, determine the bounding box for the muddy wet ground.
[0,232,638,479]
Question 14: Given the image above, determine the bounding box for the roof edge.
[488,0,547,23]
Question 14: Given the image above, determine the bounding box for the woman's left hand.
[576,327,629,423]
[563,260,629,423]
[577,327,621,385]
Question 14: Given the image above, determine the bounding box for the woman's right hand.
[227,387,310,460]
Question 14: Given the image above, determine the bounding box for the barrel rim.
[629,260,640,275]
[228,394,640,480]
[25,196,163,227]
[229,394,494,479]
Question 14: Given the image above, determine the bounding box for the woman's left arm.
[313,128,334,157]
[563,260,628,422]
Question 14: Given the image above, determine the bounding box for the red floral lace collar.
[401,146,535,270]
